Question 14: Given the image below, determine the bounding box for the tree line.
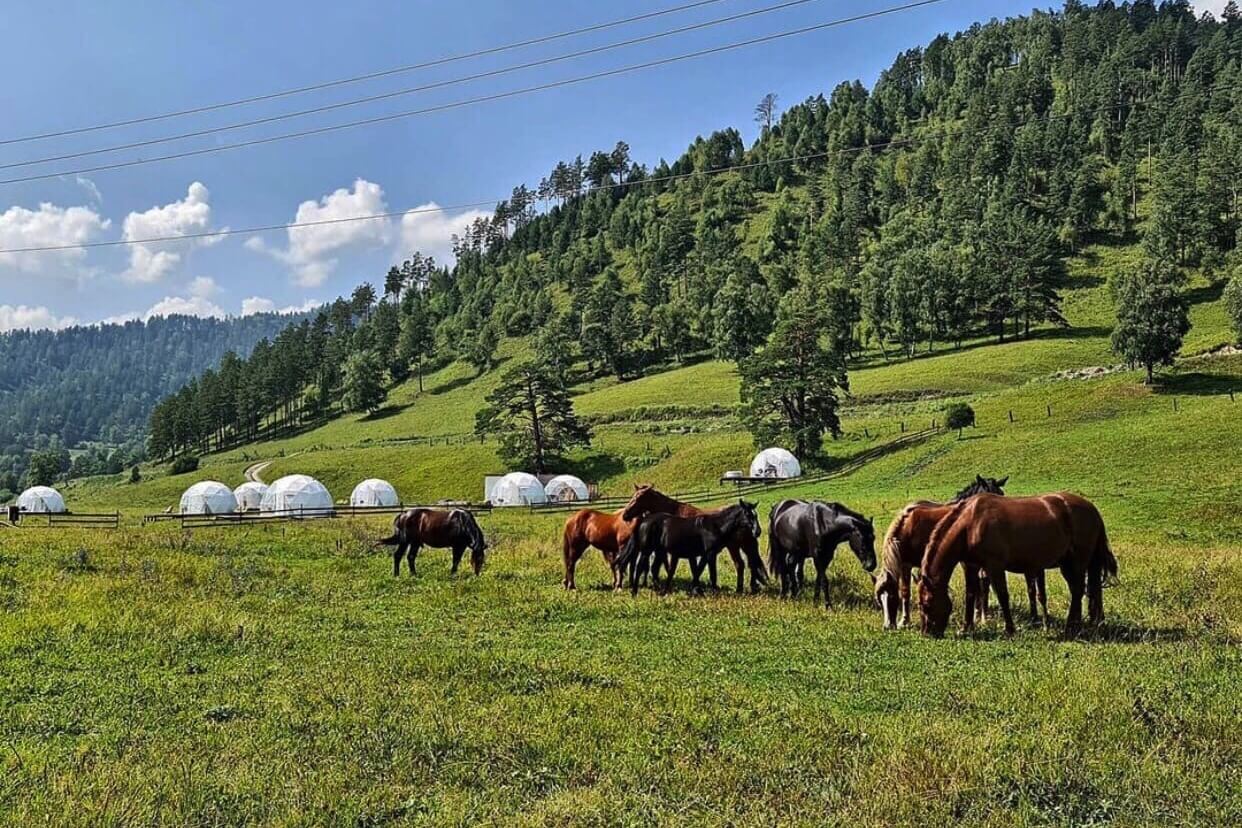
[150,1,1242,470]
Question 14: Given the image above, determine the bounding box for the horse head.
[847,513,878,573]
[621,483,663,521]
[737,499,761,540]
[956,474,1008,500]
[455,510,487,575]
[918,573,952,638]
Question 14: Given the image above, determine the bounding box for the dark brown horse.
[918,493,1117,637]
[620,485,769,594]
[561,485,669,590]
[873,476,1036,630]
[378,508,487,577]
[617,501,762,596]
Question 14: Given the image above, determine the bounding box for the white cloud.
[143,295,225,319]
[121,182,222,283]
[0,304,78,332]
[240,296,320,316]
[188,275,219,298]
[76,176,103,203]
[399,202,491,264]
[249,178,390,287]
[0,202,109,275]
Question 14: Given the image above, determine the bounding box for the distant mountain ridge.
[0,311,313,481]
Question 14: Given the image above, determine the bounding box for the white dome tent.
[544,474,589,503]
[490,472,548,507]
[351,478,399,508]
[749,447,802,479]
[233,481,269,512]
[179,481,238,515]
[260,474,334,516]
[17,485,66,513]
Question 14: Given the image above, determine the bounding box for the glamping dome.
[233,481,269,512]
[16,485,66,513]
[179,481,238,515]
[351,478,399,508]
[544,474,589,503]
[490,472,548,507]
[749,447,802,479]
[260,474,334,515]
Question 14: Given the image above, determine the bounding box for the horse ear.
[976,474,985,484]
[998,476,1009,487]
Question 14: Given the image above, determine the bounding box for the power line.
[0,0,948,187]
[0,0,736,147]
[0,94,1187,256]
[2,0,826,172]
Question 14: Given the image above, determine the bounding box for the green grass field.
[8,240,1241,824]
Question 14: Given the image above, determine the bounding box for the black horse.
[617,500,762,596]
[377,508,488,576]
[768,500,877,607]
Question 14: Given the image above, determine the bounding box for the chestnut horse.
[378,508,487,577]
[620,485,769,594]
[561,485,668,590]
[873,476,1042,630]
[918,493,1117,637]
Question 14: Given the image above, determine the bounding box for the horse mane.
[921,497,972,588]
[452,509,483,548]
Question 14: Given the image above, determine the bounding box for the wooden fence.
[143,502,492,529]
[10,511,120,529]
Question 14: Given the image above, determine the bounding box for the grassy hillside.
[12,234,1239,824]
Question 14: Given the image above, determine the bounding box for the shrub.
[1225,266,1242,345]
[168,455,200,476]
[944,403,976,438]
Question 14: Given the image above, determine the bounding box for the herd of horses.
[377,477,1118,637]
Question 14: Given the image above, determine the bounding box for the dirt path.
[244,461,272,484]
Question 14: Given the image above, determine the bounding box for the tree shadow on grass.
[1186,281,1225,307]
[846,324,1113,373]
[360,403,411,422]
[565,453,626,483]
[1151,371,1242,397]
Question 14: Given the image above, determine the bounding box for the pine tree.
[1224,265,1242,344]
[1110,260,1191,383]
[474,361,591,474]
[739,288,848,459]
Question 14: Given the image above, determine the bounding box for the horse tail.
[881,507,914,578]
[766,507,785,578]
[614,524,642,573]
[1093,523,1118,585]
[375,513,405,546]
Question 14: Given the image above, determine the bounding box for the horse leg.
[962,567,979,633]
[707,554,720,592]
[451,546,464,575]
[898,567,912,629]
[728,545,744,594]
[815,554,830,609]
[1025,574,1039,622]
[664,556,679,595]
[563,538,587,590]
[1062,561,1085,634]
[1038,571,1050,627]
[1087,561,1103,626]
[408,543,421,577]
[976,569,990,624]
[392,542,408,577]
[988,565,1016,636]
[690,557,708,595]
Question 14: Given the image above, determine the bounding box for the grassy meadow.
[6,239,1242,824]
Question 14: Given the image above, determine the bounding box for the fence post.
[900,421,905,433]
[1008,410,1014,423]
[1173,397,1178,412]
[1046,404,1052,418]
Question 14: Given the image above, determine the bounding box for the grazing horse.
[768,500,877,607]
[874,475,1031,630]
[561,485,669,590]
[618,500,762,596]
[620,485,769,594]
[918,493,1117,637]
[378,508,488,577]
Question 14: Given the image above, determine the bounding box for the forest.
[1,312,304,496]
[142,2,1241,465]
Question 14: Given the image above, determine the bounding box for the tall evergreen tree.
[474,361,591,474]
[1111,260,1191,383]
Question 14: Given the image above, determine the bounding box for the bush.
[944,403,976,437]
[168,455,200,476]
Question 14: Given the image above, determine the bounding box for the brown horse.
[621,485,769,594]
[378,508,487,577]
[561,485,668,590]
[873,476,1050,630]
[918,493,1117,637]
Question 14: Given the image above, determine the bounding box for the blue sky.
[0,1,1227,330]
